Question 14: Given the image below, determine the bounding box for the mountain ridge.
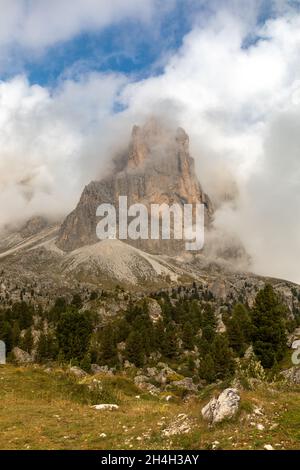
[0,121,298,309]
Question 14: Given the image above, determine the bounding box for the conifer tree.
[162,324,178,359]
[99,325,118,366]
[251,284,287,368]
[211,334,235,379]
[182,321,194,350]
[36,332,48,362]
[201,305,217,342]
[125,330,145,367]
[12,321,20,347]
[154,319,166,352]
[0,320,12,352]
[227,303,251,356]
[198,353,215,383]
[56,307,93,361]
[21,328,33,353]
[80,353,92,372]
[36,332,57,362]
[71,293,83,309]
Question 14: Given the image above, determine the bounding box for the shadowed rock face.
[20,216,48,238]
[56,119,213,253]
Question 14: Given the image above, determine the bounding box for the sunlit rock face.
[56,119,213,254]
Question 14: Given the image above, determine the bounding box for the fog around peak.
[0,1,300,283]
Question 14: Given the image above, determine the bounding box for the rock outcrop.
[281,367,300,384]
[91,364,114,375]
[11,347,34,364]
[162,413,194,437]
[69,366,88,378]
[56,119,213,254]
[171,377,198,393]
[20,216,48,238]
[201,388,240,424]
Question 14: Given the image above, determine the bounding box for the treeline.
[0,295,96,370]
[0,284,296,383]
[96,284,291,382]
[0,301,36,352]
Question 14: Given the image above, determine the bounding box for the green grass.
[0,364,300,450]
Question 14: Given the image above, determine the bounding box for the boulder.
[147,299,162,323]
[244,345,254,359]
[155,366,179,385]
[12,347,33,364]
[136,382,160,395]
[91,364,114,375]
[91,364,102,374]
[201,388,240,424]
[69,366,88,378]
[162,413,193,437]
[124,360,134,369]
[134,375,150,385]
[281,367,300,384]
[92,404,119,411]
[264,444,274,451]
[134,374,160,395]
[144,383,161,395]
[146,367,158,377]
[216,316,226,333]
[171,377,198,392]
[287,327,300,347]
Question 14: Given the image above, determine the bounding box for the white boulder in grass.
[92,404,119,411]
[201,388,240,424]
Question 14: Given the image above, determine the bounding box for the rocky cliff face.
[20,216,48,238]
[56,119,213,253]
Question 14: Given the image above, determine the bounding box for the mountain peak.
[56,121,213,253]
[127,119,189,171]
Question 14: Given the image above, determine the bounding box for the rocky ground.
[0,219,299,318]
[0,363,300,450]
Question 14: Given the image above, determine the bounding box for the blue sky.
[1,0,195,86]
[26,17,187,86]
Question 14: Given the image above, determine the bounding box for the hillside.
[0,122,297,306]
[0,217,299,310]
[0,123,299,453]
[0,364,300,450]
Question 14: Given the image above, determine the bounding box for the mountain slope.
[0,122,298,308]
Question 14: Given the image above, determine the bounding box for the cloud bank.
[0,0,300,283]
[0,0,159,49]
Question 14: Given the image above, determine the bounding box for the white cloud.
[0,1,300,283]
[116,7,300,283]
[0,0,160,50]
[0,72,128,226]
[0,0,176,74]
